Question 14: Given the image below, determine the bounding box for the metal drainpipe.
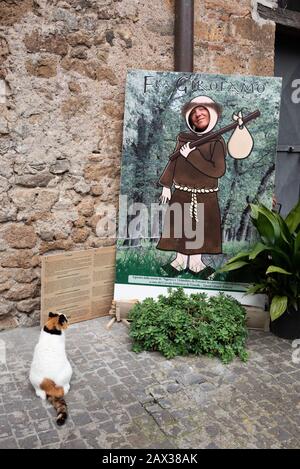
[174,0,194,72]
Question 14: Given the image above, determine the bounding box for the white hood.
[184,96,220,135]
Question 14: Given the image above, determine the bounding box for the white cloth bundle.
[227,111,254,159]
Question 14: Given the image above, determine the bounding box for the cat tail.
[40,378,68,425]
[48,396,68,426]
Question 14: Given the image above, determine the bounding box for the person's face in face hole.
[190,106,210,131]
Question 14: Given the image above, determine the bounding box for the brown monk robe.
[156,132,226,255]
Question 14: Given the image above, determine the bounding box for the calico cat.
[30,312,73,426]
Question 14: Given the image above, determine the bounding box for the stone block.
[3,224,37,249]
[26,57,58,78]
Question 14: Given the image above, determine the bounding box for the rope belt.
[174,183,219,222]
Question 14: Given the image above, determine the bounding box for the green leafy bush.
[128,288,248,363]
[219,201,300,321]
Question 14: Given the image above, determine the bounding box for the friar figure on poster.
[156,95,255,274]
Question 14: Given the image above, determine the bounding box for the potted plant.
[219,200,300,340]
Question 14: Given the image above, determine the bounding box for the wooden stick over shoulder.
[169,109,261,161]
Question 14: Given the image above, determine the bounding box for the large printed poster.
[114,70,282,302]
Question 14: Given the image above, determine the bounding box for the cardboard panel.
[41,247,116,326]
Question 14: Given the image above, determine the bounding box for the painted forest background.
[116,70,282,286]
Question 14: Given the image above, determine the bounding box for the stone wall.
[0,0,276,330]
[194,1,276,75]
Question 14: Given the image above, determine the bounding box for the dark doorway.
[274,27,300,215]
[278,0,300,12]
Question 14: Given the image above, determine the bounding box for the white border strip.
[114,284,266,307]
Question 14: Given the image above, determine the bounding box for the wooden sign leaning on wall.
[40,246,116,326]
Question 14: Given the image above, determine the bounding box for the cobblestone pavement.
[0,317,300,449]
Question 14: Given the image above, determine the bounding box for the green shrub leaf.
[250,206,276,244]
[285,199,300,234]
[248,242,270,260]
[129,288,248,363]
[270,295,288,321]
[294,230,300,254]
[246,283,266,294]
[218,260,249,273]
[266,266,292,275]
[225,251,250,264]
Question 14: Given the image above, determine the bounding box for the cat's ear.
[58,314,67,325]
[48,312,57,318]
